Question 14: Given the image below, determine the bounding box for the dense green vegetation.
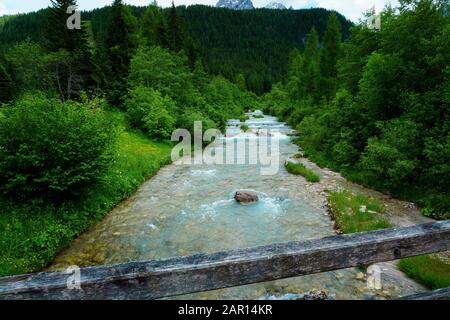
[0,4,351,94]
[399,255,450,290]
[0,0,255,275]
[285,161,320,183]
[0,110,173,276]
[327,190,390,233]
[263,0,450,219]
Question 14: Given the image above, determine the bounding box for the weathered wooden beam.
[398,287,450,300]
[0,221,449,300]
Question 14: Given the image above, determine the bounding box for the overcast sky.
[0,0,398,21]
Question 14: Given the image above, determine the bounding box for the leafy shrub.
[421,193,450,220]
[240,125,250,132]
[178,110,217,137]
[126,86,176,140]
[422,134,450,191]
[360,138,418,189]
[0,95,117,198]
[332,139,359,166]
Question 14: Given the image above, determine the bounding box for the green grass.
[240,124,250,132]
[0,111,173,276]
[285,161,320,183]
[327,190,391,234]
[328,189,449,290]
[399,256,450,290]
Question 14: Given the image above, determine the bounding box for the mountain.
[265,2,287,10]
[216,0,254,10]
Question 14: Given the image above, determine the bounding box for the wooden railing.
[0,220,449,300]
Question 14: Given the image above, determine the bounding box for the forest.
[0,0,448,296]
[263,0,449,220]
[0,3,352,94]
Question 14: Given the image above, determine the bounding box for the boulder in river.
[297,290,328,300]
[234,191,259,205]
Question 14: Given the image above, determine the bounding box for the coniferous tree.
[235,73,247,91]
[167,2,184,52]
[105,0,137,106]
[303,27,321,100]
[141,1,163,46]
[0,64,12,103]
[320,13,342,99]
[46,0,82,52]
[45,0,98,99]
[156,17,169,48]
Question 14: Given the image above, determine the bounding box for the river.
[49,111,425,299]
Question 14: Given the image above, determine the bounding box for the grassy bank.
[327,190,391,233]
[0,112,172,276]
[398,256,450,290]
[327,189,449,290]
[285,161,320,183]
[295,140,449,220]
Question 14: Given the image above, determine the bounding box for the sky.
[0,0,399,22]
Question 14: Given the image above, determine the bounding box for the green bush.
[0,95,117,198]
[360,138,417,189]
[421,193,450,220]
[0,112,173,276]
[126,86,176,140]
[240,125,250,132]
[285,161,320,182]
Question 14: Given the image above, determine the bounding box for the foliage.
[126,86,176,140]
[327,190,391,233]
[399,255,450,290]
[285,162,320,183]
[104,0,138,106]
[0,95,117,197]
[0,5,352,94]
[320,13,342,99]
[266,0,450,217]
[0,111,173,276]
[240,125,250,132]
[0,64,12,103]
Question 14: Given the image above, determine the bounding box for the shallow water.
[49,111,422,300]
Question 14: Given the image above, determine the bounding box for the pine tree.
[141,2,162,46]
[0,64,12,103]
[320,13,342,99]
[105,0,137,106]
[167,2,184,52]
[46,0,82,52]
[303,27,321,100]
[156,17,169,48]
[235,73,247,91]
[45,0,98,98]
